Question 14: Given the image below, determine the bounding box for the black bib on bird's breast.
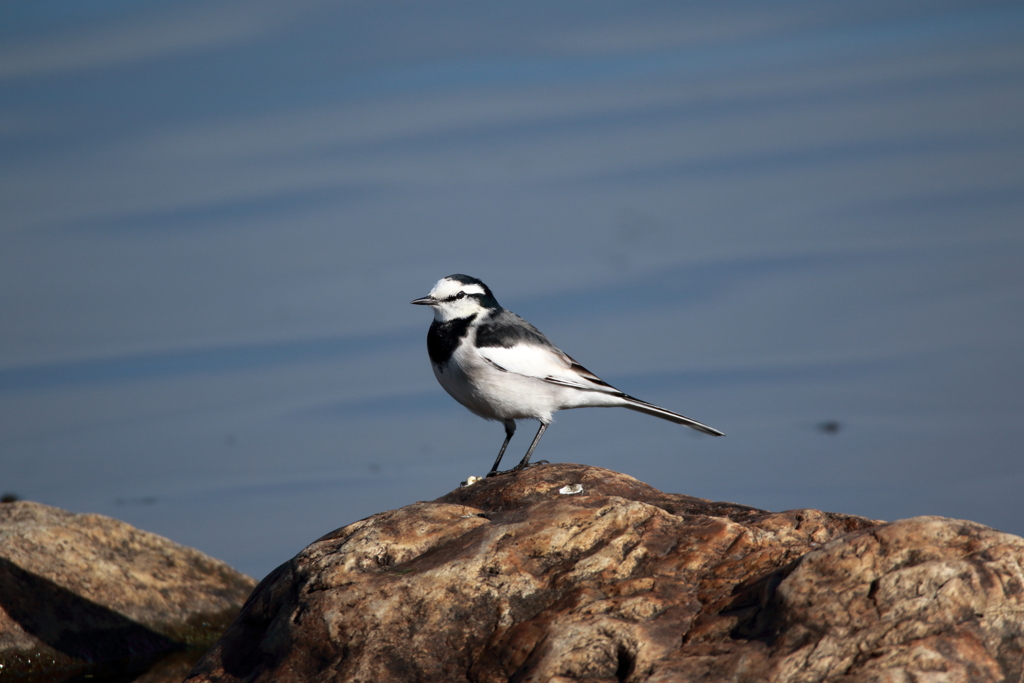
[427,314,476,368]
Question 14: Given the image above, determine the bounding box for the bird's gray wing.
[474,310,623,393]
[477,342,622,395]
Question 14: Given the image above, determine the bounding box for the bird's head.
[411,274,499,321]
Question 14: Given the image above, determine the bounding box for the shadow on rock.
[0,557,180,664]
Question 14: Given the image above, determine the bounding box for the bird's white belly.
[433,346,564,422]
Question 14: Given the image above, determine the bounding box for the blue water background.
[2,0,1022,578]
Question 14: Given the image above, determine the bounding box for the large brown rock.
[186,464,1024,683]
[0,500,257,679]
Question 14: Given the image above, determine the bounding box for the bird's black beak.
[410,296,437,306]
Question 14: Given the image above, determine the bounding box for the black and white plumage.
[411,274,724,477]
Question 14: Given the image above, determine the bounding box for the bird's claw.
[486,460,550,477]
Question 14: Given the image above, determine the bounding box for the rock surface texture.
[0,501,257,679]
[186,464,1024,683]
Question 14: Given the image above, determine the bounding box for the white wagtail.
[411,275,724,477]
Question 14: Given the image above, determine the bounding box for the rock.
[185,464,1024,683]
[0,500,257,680]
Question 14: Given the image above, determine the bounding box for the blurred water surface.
[2,1,1023,579]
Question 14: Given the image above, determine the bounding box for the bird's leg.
[509,422,549,472]
[487,420,516,476]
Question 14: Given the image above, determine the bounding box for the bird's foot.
[486,460,550,478]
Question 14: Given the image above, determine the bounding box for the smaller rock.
[0,501,257,680]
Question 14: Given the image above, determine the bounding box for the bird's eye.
[455,292,466,299]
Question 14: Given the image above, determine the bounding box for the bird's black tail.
[622,396,724,436]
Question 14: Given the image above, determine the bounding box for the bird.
[411,274,724,477]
